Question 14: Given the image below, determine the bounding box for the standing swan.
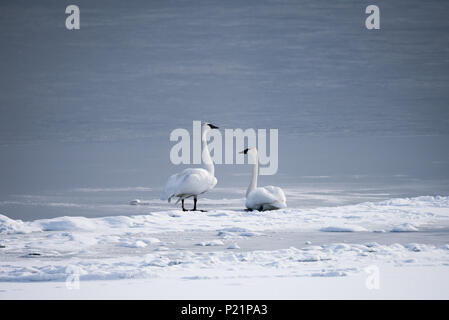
[161,122,219,211]
[240,147,287,211]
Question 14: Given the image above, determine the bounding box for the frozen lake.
[1,0,449,221]
[1,196,449,298]
[1,135,448,221]
[1,0,449,299]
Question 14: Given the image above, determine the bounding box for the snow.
[0,196,448,298]
[0,265,448,299]
[196,240,224,247]
[119,240,148,248]
[0,214,39,234]
[320,226,368,232]
[37,216,98,232]
[227,243,240,249]
[2,196,447,236]
[390,223,419,232]
[1,243,447,282]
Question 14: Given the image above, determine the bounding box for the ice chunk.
[320,225,367,232]
[195,240,224,247]
[390,223,418,232]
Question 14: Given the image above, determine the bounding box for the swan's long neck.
[247,153,258,196]
[202,130,214,176]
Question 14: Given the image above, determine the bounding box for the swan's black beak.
[208,123,219,129]
[239,148,249,154]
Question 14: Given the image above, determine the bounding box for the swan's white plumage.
[246,186,287,211]
[160,168,217,203]
[241,147,287,211]
[160,122,218,209]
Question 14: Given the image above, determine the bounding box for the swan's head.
[201,122,219,132]
[201,122,218,139]
[239,147,257,157]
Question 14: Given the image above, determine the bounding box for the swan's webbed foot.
[190,196,206,212]
[180,198,207,212]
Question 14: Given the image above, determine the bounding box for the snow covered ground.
[1,196,448,299]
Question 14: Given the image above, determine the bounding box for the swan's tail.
[274,200,287,209]
[160,191,173,203]
[161,173,182,203]
[262,200,287,211]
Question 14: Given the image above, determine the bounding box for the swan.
[240,147,287,211]
[160,122,219,211]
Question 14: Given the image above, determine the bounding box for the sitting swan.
[160,122,219,211]
[240,147,287,211]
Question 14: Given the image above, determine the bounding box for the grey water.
[1,0,449,220]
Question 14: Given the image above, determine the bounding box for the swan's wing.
[264,186,287,205]
[246,186,287,210]
[161,168,217,202]
[246,188,279,207]
[176,168,217,196]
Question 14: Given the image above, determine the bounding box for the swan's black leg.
[182,199,187,211]
[191,196,206,212]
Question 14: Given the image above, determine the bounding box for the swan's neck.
[247,154,258,196]
[202,131,214,176]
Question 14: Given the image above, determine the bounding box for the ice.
[227,243,240,249]
[390,223,419,232]
[320,226,368,232]
[1,196,449,238]
[196,240,224,247]
[0,214,39,234]
[36,216,98,232]
[1,240,448,283]
[239,232,261,237]
[0,196,448,298]
[119,240,147,248]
